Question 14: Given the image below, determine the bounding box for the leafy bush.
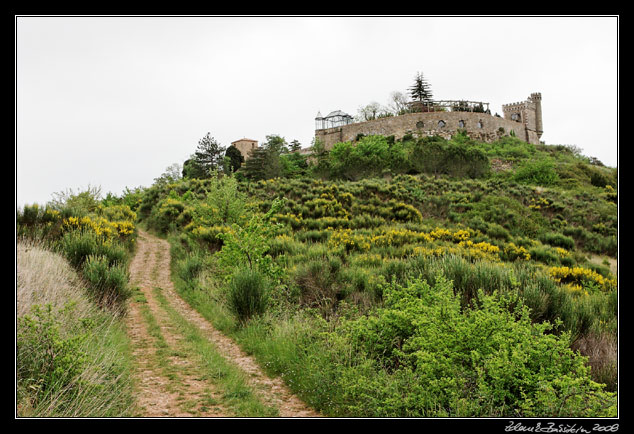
[82,255,131,305]
[329,136,391,180]
[60,229,128,269]
[513,159,559,186]
[17,304,90,407]
[337,276,616,417]
[539,232,575,249]
[216,199,284,281]
[407,136,490,179]
[227,267,270,324]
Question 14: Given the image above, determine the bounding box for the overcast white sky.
[16,16,618,207]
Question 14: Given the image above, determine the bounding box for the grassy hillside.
[16,193,138,417]
[16,240,135,417]
[16,132,617,417]
[132,134,617,417]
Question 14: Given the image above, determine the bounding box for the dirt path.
[126,229,320,418]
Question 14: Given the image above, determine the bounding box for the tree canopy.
[192,133,226,177]
[225,145,245,173]
[409,71,433,104]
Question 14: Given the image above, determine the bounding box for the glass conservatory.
[315,110,354,130]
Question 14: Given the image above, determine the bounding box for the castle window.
[438,120,446,128]
[511,113,521,121]
[458,120,465,128]
[477,120,483,128]
[416,121,424,129]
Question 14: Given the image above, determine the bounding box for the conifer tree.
[409,71,433,105]
[193,132,226,176]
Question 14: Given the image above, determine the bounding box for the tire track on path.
[126,230,227,417]
[127,229,321,418]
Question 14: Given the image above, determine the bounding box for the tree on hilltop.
[409,72,434,111]
[225,145,245,173]
[243,134,288,181]
[388,91,410,115]
[193,132,226,176]
[289,139,302,152]
[182,158,207,179]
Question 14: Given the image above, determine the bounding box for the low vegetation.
[16,188,137,417]
[17,131,618,417]
[133,133,617,417]
[16,240,135,417]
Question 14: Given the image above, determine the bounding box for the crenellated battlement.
[502,101,529,109]
[501,93,543,141]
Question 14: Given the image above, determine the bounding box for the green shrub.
[513,159,559,186]
[82,255,131,305]
[529,245,560,265]
[337,276,616,417]
[17,203,42,227]
[60,230,128,269]
[17,304,90,405]
[176,251,206,283]
[539,232,575,249]
[486,223,510,240]
[293,258,340,312]
[227,268,270,324]
[60,229,101,268]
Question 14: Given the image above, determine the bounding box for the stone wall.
[315,111,531,150]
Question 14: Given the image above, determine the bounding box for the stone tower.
[531,92,543,139]
[502,92,543,144]
[231,138,259,160]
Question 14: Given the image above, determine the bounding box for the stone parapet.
[315,111,532,150]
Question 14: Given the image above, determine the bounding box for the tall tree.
[182,158,207,179]
[193,132,226,176]
[357,102,385,122]
[154,163,182,185]
[409,71,433,105]
[225,145,245,173]
[388,91,410,115]
[242,135,288,180]
[263,134,288,154]
[289,139,302,152]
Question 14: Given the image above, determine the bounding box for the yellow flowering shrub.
[62,213,136,242]
[528,196,550,210]
[410,246,447,258]
[304,196,350,219]
[458,240,501,261]
[504,243,531,261]
[390,202,423,222]
[554,247,570,258]
[548,266,617,292]
[101,204,137,222]
[328,228,371,253]
[271,213,303,229]
[350,253,384,267]
[188,224,234,247]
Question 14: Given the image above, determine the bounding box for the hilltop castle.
[315,93,543,149]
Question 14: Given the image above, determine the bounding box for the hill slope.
[131,134,617,417]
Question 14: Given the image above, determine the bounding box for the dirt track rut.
[125,229,320,418]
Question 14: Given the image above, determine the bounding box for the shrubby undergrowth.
[16,188,138,416]
[16,240,134,417]
[17,132,616,417]
[136,133,617,417]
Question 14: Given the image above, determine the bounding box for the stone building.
[231,138,259,160]
[502,93,543,145]
[315,93,543,150]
